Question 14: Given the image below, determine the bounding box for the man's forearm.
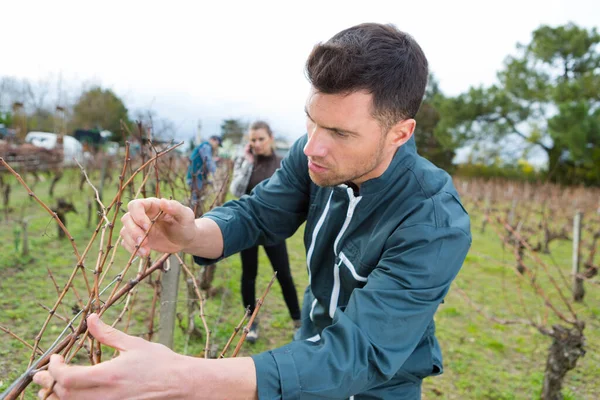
[181,356,258,400]
[182,217,224,259]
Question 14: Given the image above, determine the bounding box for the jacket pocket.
[429,333,444,376]
[336,250,369,307]
[339,252,368,284]
[399,331,443,381]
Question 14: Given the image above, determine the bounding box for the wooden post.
[97,156,108,213]
[158,254,181,349]
[21,219,29,256]
[572,211,584,302]
[508,198,518,227]
[481,192,490,233]
[3,182,10,210]
[87,199,92,228]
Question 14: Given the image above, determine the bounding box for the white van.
[24,132,84,167]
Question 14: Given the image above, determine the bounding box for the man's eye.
[333,130,348,138]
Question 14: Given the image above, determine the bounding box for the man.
[186,135,221,204]
[34,23,471,399]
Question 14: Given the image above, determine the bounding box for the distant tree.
[414,75,456,171]
[133,109,177,142]
[0,75,75,139]
[28,108,55,132]
[71,87,129,137]
[1,76,54,135]
[436,23,600,185]
[0,77,30,113]
[220,119,246,144]
[0,111,12,126]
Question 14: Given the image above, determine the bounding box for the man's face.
[209,138,220,151]
[303,88,393,188]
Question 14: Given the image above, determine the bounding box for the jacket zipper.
[329,187,362,318]
[306,190,334,285]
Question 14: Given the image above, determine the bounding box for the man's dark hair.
[249,120,273,137]
[305,23,428,131]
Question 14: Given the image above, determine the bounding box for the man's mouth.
[308,159,328,173]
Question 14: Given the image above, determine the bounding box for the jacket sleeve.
[252,198,471,399]
[194,136,311,264]
[199,145,217,174]
[229,156,253,198]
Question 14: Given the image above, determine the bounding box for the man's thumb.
[86,313,139,351]
[160,198,193,223]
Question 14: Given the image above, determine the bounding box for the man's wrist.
[181,217,224,259]
[177,356,258,399]
[180,218,202,254]
[176,356,208,399]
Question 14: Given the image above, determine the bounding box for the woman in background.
[229,121,301,343]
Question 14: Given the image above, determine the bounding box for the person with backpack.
[186,135,221,204]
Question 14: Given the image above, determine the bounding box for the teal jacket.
[199,135,471,399]
[186,141,216,188]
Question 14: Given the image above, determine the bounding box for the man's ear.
[387,119,416,148]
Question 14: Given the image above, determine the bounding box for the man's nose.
[303,127,327,158]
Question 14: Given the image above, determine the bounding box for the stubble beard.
[308,142,387,188]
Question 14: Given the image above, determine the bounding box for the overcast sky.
[2,0,599,147]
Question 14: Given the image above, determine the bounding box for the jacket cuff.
[252,350,301,400]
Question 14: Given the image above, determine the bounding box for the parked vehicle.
[24,132,84,167]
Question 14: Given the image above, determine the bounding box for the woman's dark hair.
[249,120,273,137]
[305,23,428,131]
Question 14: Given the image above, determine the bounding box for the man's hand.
[33,314,258,399]
[120,198,196,256]
[33,314,192,399]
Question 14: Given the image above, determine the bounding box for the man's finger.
[120,236,148,258]
[127,199,159,230]
[32,370,54,388]
[159,199,193,224]
[86,313,142,351]
[120,214,146,238]
[120,215,148,248]
[47,354,103,390]
[37,388,58,400]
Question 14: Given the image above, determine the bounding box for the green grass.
[0,171,598,399]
